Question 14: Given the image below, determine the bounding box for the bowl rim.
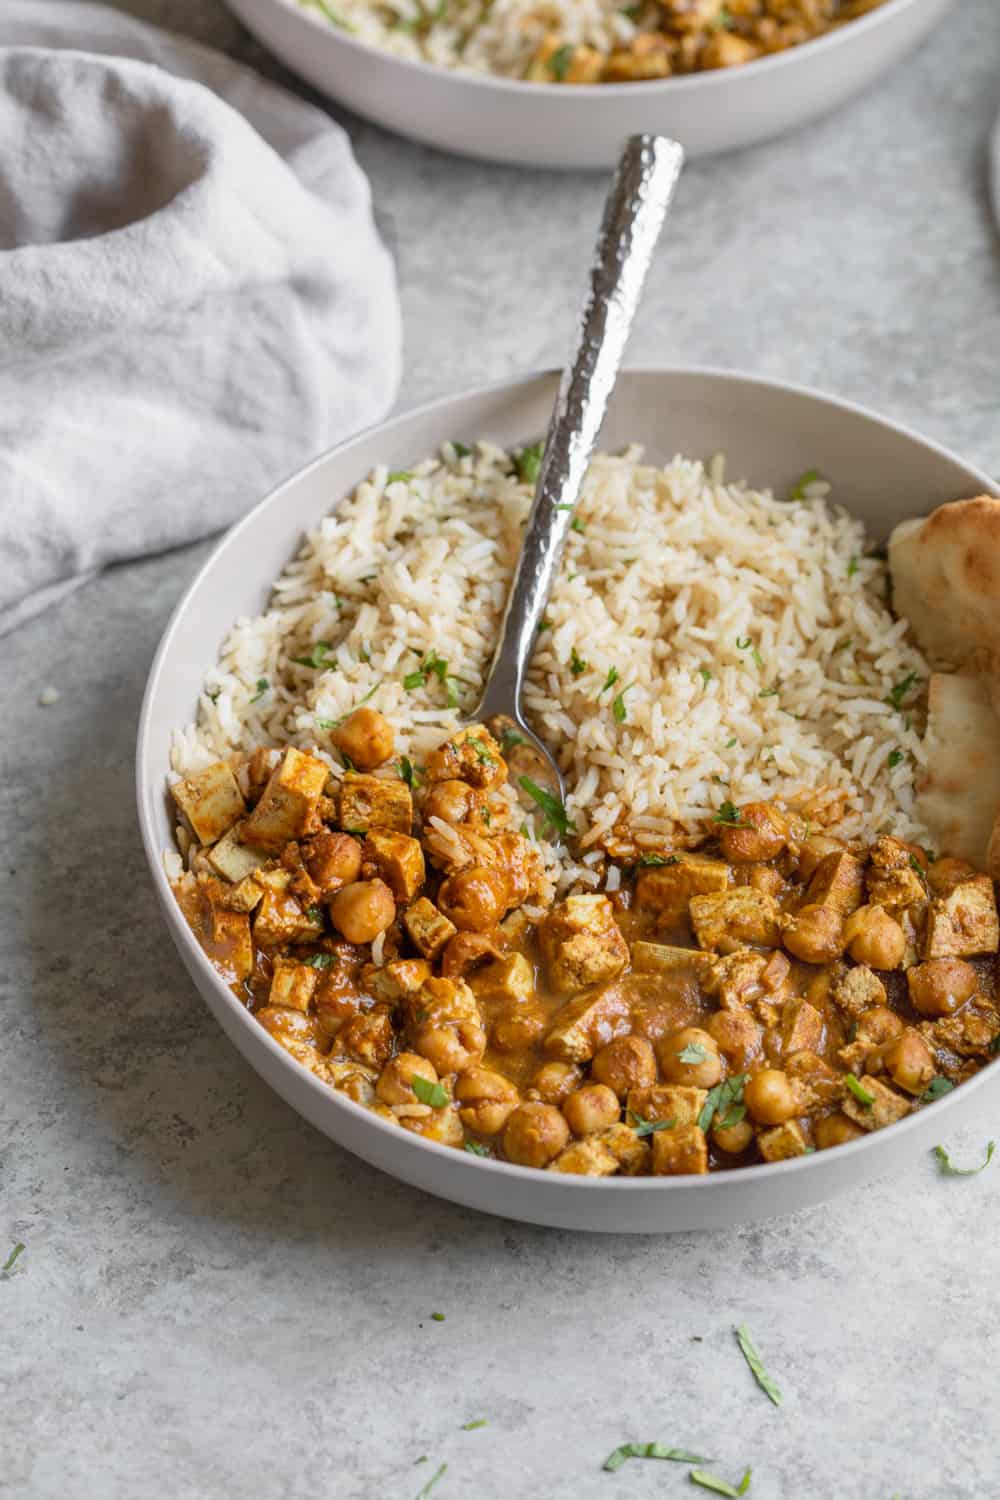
[259,0,938,98]
[136,361,1000,1196]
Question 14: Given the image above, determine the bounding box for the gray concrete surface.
[4,1,1000,1496]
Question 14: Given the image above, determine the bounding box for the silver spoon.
[470,133,685,825]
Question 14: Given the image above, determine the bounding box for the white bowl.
[224,0,955,167]
[137,367,998,1232]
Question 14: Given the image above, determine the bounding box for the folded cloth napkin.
[0,2,401,634]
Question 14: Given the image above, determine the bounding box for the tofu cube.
[339,772,413,834]
[650,1123,709,1176]
[242,748,329,852]
[635,854,730,913]
[543,986,631,1063]
[688,889,781,953]
[627,1084,707,1128]
[370,958,432,1004]
[549,1137,620,1176]
[252,872,321,948]
[363,830,425,902]
[924,876,999,958]
[269,958,319,1013]
[757,1121,809,1162]
[424,724,506,789]
[335,1008,395,1071]
[630,941,713,981]
[596,1123,650,1176]
[832,965,887,1017]
[781,1000,825,1054]
[171,762,246,845]
[866,838,927,911]
[705,949,784,1009]
[805,850,866,915]
[841,1074,911,1131]
[224,876,265,913]
[470,953,534,1003]
[538,894,629,993]
[206,823,269,883]
[403,896,457,960]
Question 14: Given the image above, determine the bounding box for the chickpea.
[842,904,906,969]
[502,1101,570,1168]
[796,835,845,883]
[881,1030,935,1096]
[529,1060,582,1104]
[706,1009,763,1070]
[744,1068,797,1125]
[856,1005,904,1046]
[814,1111,865,1150]
[658,1027,724,1088]
[329,878,395,944]
[440,931,501,978]
[781,903,846,964]
[491,1001,548,1053]
[423,778,476,825]
[438,866,509,932]
[562,1084,621,1136]
[303,830,363,893]
[907,958,978,1018]
[718,802,787,863]
[413,1017,486,1075]
[330,706,394,770]
[712,1116,755,1154]
[591,1035,657,1098]
[375,1051,439,1106]
[455,1067,519,1135]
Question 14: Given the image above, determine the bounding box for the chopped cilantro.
[450,440,471,458]
[519,776,575,840]
[514,441,544,484]
[612,687,629,723]
[403,650,458,705]
[461,1419,487,1430]
[845,1073,874,1106]
[758,686,779,698]
[627,1111,677,1138]
[569,647,588,677]
[600,666,620,694]
[603,1443,709,1472]
[636,853,680,868]
[690,1468,752,1497]
[2,1243,25,1273]
[933,1141,996,1176]
[291,641,337,670]
[412,1076,449,1108]
[537,618,553,634]
[414,1461,447,1500]
[399,756,418,788]
[847,556,859,577]
[305,905,324,923]
[888,749,906,769]
[734,1323,782,1407]
[736,637,764,669]
[788,468,822,501]
[699,668,713,684]
[206,688,220,703]
[920,1077,954,1104]
[468,737,496,765]
[548,43,574,79]
[886,671,919,711]
[698,1075,747,1134]
[430,1311,446,1322]
[304,953,335,970]
[464,1141,491,1157]
[677,1042,708,1064]
[499,726,526,751]
[725,736,737,748]
[570,517,586,534]
[249,678,269,703]
[387,470,413,484]
[312,0,354,28]
[714,801,742,826]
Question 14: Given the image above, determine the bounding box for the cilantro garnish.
[570,517,586,534]
[548,43,574,80]
[291,641,337,670]
[698,1075,747,1134]
[305,953,335,970]
[627,1111,677,1138]
[450,440,471,458]
[933,1141,996,1176]
[399,756,419,788]
[499,726,526,751]
[461,1419,487,1430]
[612,687,629,723]
[249,678,269,703]
[403,650,459,705]
[514,441,544,483]
[464,1141,491,1157]
[714,801,742,826]
[412,1076,449,1108]
[845,1073,875,1106]
[636,853,679,868]
[677,1042,708,1064]
[414,1461,447,1500]
[519,776,575,840]
[920,1077,954,1104]
[699,668,713,684]
[886,672,919,711]
[600,666,620,695]
[734,1323,782,1407]
[788,468,822,501]
[888,749,905,770]
[603,1443,709,1472]
[2,1243,25,1273]
[847,556,859,577]
[690,1467,752,1496]
[430,1311,446,1322]
[569,647,588,677]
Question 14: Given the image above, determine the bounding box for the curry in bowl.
[166,444,1000,1176]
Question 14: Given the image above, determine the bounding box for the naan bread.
[916,673,1000,866]
[889,495,1000,679]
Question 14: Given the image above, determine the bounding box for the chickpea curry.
[171,708,1000,1177]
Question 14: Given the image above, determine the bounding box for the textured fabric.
[0,2,401,633]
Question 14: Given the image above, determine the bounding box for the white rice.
[171,442,931,872]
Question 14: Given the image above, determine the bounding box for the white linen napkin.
[0,2,401,634]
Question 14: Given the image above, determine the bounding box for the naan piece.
[889,495,1000,678]
[916,673,1000,866]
